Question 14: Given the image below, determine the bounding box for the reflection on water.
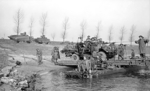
[41,68,150,91]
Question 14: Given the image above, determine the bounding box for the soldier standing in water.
[85,56,91,73]
[36,49,43,65]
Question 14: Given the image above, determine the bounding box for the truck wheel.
[17,40,20,43]
[71,54,79,61]
[98,51,107,61]
[28,41,31,43]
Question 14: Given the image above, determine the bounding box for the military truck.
[61,37,117,61]
[8,32,34,43]
[34,35,50,44]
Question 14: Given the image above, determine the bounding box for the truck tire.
[16,40,20,43]
[98,51,107,61]
[71,54,79,61]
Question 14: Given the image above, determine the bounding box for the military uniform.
[84,55,92,72]
[85,59,91,72]
[135,36,149,58]
[90,57,97,70]
[131,49,135,59]
[110,43,117,60]
[51,47,60,64]
[36,49,43,65]
[77,60,86,72]
[86,36,91,41]
[118,44,124,60]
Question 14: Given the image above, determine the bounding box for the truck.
[61,37,117,61]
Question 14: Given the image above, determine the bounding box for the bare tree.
[61,17,69,43]
[147,29,150,46]
[108,25,113,43]
[119,26,125,44]
[13,9,24,35]
[51,32,56,41]
[80,20,87,41]
[96,21,101,39]
[129,25,136,46]
[29,17,34,36]
[40,13,48,36]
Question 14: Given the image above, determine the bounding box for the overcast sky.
[0,0,149,43]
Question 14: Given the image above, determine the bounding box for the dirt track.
[0,39,67,90]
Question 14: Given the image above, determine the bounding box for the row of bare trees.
[129,25,136,46]
[13,9,24,35]
[108,25,135,46]
[148,29,150,46]
[80,20,87,41]
[29,17,34,36]
[61,17,69,42]
[13,9,150,44]
[40,13,48,36]
[108,25,113,43]
[96,21,101,39]
[13,9,68,42]
[13,9,48,37]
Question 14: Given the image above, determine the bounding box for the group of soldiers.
[119,35,148,60]
[35,35,148,70]
[36,47,60,65]
[86,35,149,60]
[76,35,149,73]
[77,52,108,73]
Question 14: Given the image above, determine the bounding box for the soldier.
[110,42,117,54]
[98,53,108,69]
[77,60,82,72]
[85,56,91,73]
[86,35,91,41]
[77,60,85,72]
[135,35,149,59]
[90,56,97,70]
[109,42,117,60]
[118,44,124,60]
[36,49,43,65]
[51,47,60,64]
[131,49,135,59]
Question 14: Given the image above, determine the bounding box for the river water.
[41,68,150,91]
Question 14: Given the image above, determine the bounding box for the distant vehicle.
[34,35,50,44]
[8,32,34,43]
[61,37,117,61]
